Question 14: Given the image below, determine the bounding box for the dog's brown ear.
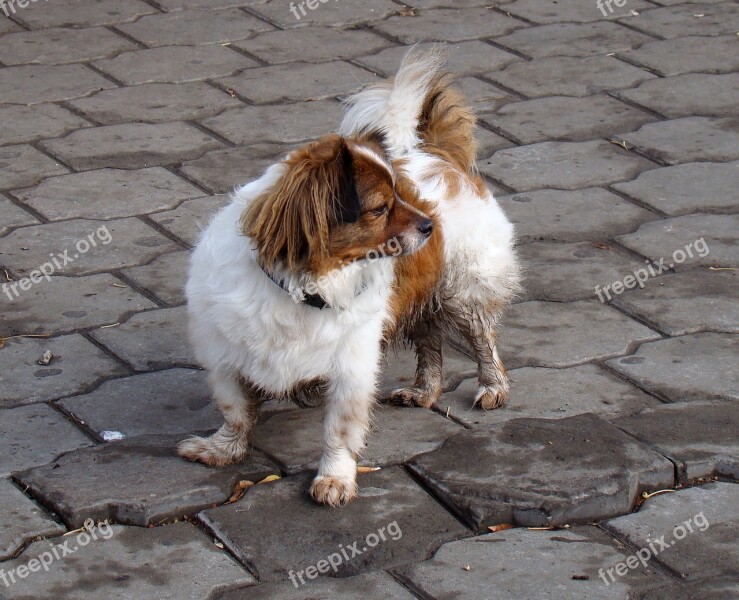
[242,134,355,272]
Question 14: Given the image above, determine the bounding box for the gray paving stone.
[482,94,656,144]
[0,274,157,337]
[408,413,674,530]
[252,405,462,474]
[68,82,242,125]
[201,467,469,582]
[1,26,136,66]
[613,270,738,336]
[234,26,390,64]
[501,300,661,369]
[93,45,254,85]
[0,218,180,277]
[0,478,64,561]
[495,21,655,58]
[13,167,202,221]
[518,241,647,302]
[0,144,68,190]
[149,196,230,246]
[40,122,225,171]
[0,15,22,33]
[218,61,379,104]
[617,74,738,119]
[16,434,278,528]
[0,522,253,599]
[619,34,739,76]
[456,77,517,114]
[90,306,196,372]
[489,55,656,98]
[605,482,738,581]
[621,1,739,39]
[441,364,658,428]
[201,101,339,145]
[606,333,738,402]
[616,213,738,271]
[57,368,222,438]
[117,8,274,47]
[0,104,89,146]
[250,0,399,28]
[0,64,114,104]
[10,0,157,28]
[476,127,516,158]
[0,334,127,408]
[615,401,738,482]
[497,188,656,243]
[612,161,739,216]
[505,0,654,23]
[397,527,672,600]
[123,250,190,306]
[0,404,92,477]
[0,198,37,236]
[481,140,654,191]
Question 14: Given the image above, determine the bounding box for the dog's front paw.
[309,475,358,507]
[177,433,248,467]
[474,385,508,410]
[388,386,437,408]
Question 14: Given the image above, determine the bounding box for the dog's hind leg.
[178,371,261,467]
[389,320,444,408]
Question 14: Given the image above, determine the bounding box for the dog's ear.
[242,134,357,272]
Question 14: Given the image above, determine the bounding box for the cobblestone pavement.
[0,0,737,598]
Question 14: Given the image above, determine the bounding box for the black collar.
[259,263,330,309]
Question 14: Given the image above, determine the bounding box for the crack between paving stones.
[482,38,533,62]
[388,570,438,600]
[136,214,192,250]
[105,24,150,50]
[83,62,127,88]
[605,184,670,217]
[196,512,263,582]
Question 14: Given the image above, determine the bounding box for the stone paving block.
[13,167,202,221]
[40,122,225,171]
[0,64,114,104]
[0,274,157,337]
[619,34,739,77]
[612,161,739,216]
[497,188,656,243]
[439,364,659,428]
[646,578,739,600]
[0,15,22,33]
[0,144,68,190]
[0,478,64,561]
[201,467,469,582]
[218,61,379,104]
[616,213,738,271]
[0,404,92,477]
[201,101,339,145]
[482,94,656,144]
[501,300,661,369]
[235,26,390,64]
[117,8,274,47]
[489,55,656,98]
[495,21,655,58]
[518,241,647,302]
[90,306,196,372]
[605,482,738,581]
[456,77,517,114]
[0,334,127,408]
[16,434,279,528]
[252,405,462,474]
[476,127,515,158]
[11,0,157,28]
[68,82,243,125]
[372,7,524,43]
[1,26,136,66]
[620,1,739,39]
[615,401,738,482]
[396,527,672,600]
[0,198,37,236]
[612,270,738,336]
[0,218,180,277]
[355,40,521,77]
[57,368,222,438]
[606,333,738,402]
[0,104,89,146]
[123,250,190,306]
[616,74,738,119]
[0,522,254,599]
[480,140,654,192]
[93,45,254,85]
[505,0,654,23]
[149,196,230,246]
[408,413,674,530]
[250,0,399,28]
[218,571,417,600]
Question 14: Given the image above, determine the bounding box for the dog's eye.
[371,204,388,217]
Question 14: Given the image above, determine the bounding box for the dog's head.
[242,134,433,275]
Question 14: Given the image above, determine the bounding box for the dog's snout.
[418,219,434,236]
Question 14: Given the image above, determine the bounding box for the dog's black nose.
[418,219,434,236]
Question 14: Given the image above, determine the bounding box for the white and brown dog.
[178,49,521,507]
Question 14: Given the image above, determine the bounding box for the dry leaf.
[357,466,381,474]
[396,6,416,16]
[488,524,513,532]
[593,243,613,251]
[463,564,471,571]
[608,139,631,150]
[226,480,254,503]
[642,489,674,500]
[226,88,237,98]
[258,474,281,484]
[214,541,224,549]
[38,350,54,366]
[572,574,590,580]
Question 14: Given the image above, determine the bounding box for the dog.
[178,48,521,507]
